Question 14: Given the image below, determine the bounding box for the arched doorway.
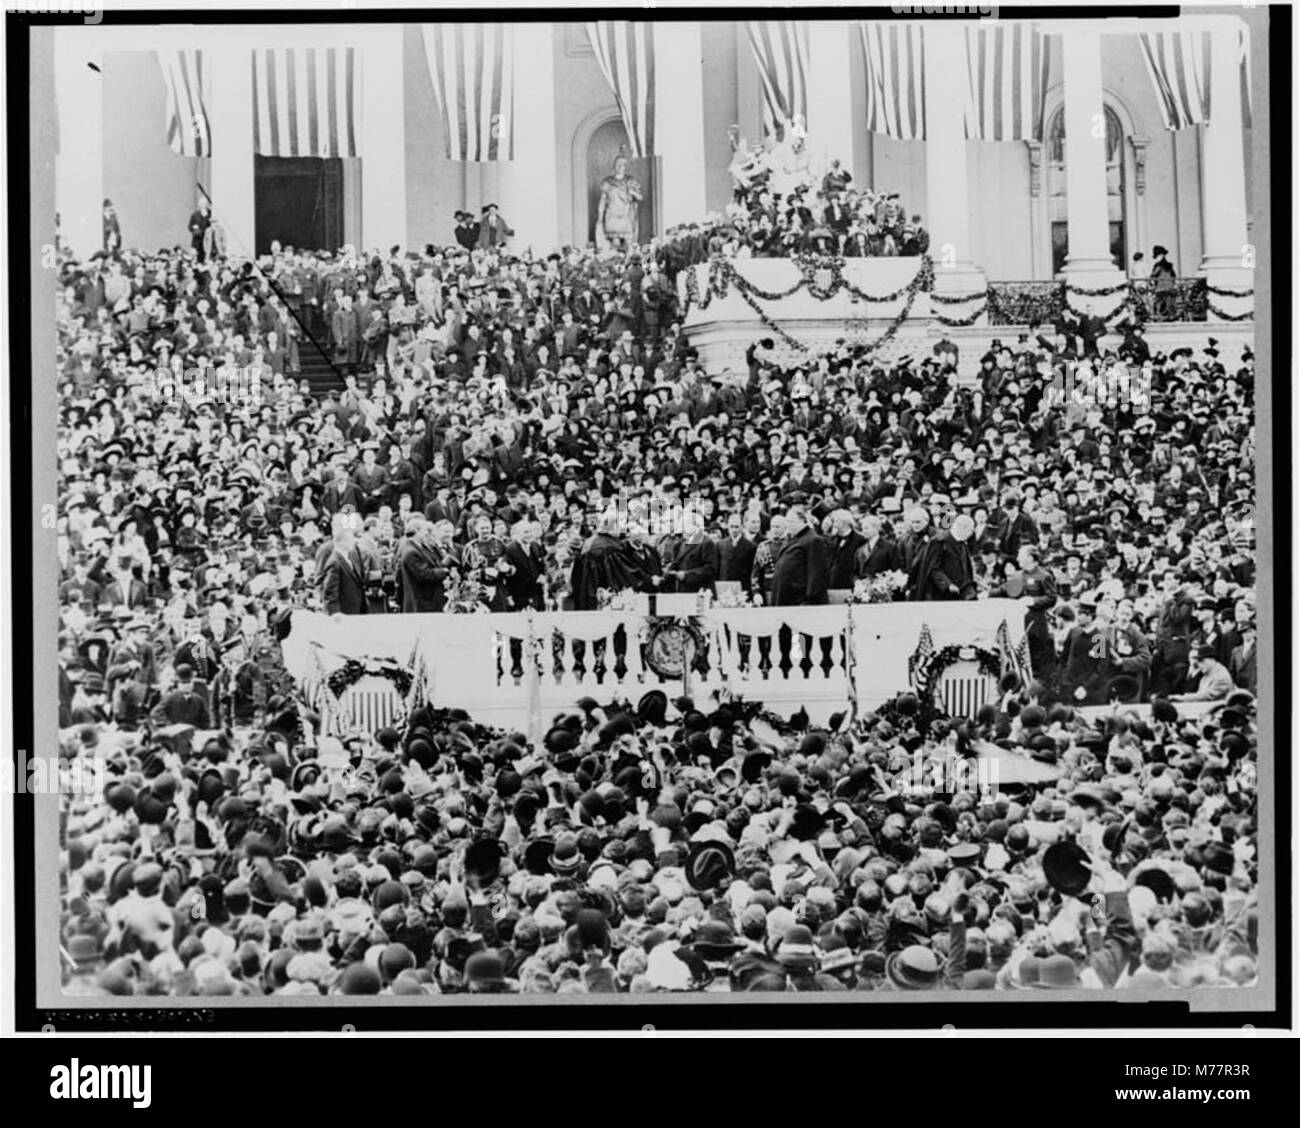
[578,116,657,247]
[1046,104,1126,275]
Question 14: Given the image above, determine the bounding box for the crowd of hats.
[59,679,1258,995]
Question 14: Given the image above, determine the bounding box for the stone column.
[54,29,103,259]
[1199,17,1252,319]
[1059,28,1125,308]
[209,38,256,255]
[360,26,407,254]
[923,24,986,303]
[504,22,559,255]
[654,21,708,230]
[806,20,855,176]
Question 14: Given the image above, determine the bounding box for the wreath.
[915,645,1003,714]
[644,616,709,679]
[326,657,414,701]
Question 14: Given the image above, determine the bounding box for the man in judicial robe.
[570,513,644,611]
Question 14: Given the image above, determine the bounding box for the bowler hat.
[1042,840,1092,897]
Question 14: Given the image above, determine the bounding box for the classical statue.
[595,151,643,251]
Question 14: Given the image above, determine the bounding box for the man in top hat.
[1172,644,1234,703]
[150,662,210,727]
[770,504,830,607]
[477,204,514,250]
[453,210,481,250]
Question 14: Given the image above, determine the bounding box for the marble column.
[806,20,855,175]
[360,26,407,253]
[1199,18,1252,319]
[503,22,560,254]
[1059,28,1125,307]
[923,23,986,303]
[654,21,708,231]
[54,30,103,259]
[208,38,256,255]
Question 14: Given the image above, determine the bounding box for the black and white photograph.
[3,0,1292,1056]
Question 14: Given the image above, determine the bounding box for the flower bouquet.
[851,570,910,604]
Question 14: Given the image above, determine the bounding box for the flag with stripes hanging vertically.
[995,618,1035,689]
[585,21,655,158]
[858,22,928,141]
[746,19,810,141]
[251,46,360,158]
[907,622,936,688]
[421,24,515,162]
[158,49,211,156]
[961,23,1049,141]
[1138,28,1212,130]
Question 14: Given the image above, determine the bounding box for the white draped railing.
[282,601,1030,732]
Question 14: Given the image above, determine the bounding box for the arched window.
[1046,104,1126,275]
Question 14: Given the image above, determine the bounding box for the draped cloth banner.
[585,20,656,158]
[421,24,515,162]
[746,19,810,141]
[158,49,211,156]
[1138,27,1212,130]
[858,22,927,141]
[961,22,1049,142]
[282,601,1031,730]
[252,46,360,158]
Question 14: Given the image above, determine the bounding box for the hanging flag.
[251,46,360,158]
[995,618,1034,690]
[746,19,810,141]
[422,24,515,162]
[585,21,655,158]
[858,22,928,141]
[961,23,1049,142]
[1138,28,1212,130]
[907,622,936,688]
[158,49,211,156]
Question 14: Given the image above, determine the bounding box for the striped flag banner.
[746,19,810,141]
[858,22,928,141]
[252,46,360,158]
[1138,28,1212,130]
[422,24,515,162]
[585,21,655,158]
[995,618,1033,689]
[908,621,936,688]
[158,49,211,156]
[961,23,1049,142]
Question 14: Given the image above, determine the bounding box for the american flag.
[1138,28,1212,131]
[746,19,810,141]
[858,22,928,142]
[995,618,1035,689]
[586,21,655,158]
[961,23,1050,142]
[252,46,360,158]
[158,49,211,157]
[908,622,936,688]
[423,24,516,162]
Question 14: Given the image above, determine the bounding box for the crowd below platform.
[53,181,1258,995]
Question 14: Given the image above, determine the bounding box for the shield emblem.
[814,266,834,293]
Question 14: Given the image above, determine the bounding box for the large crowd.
[55,172,1257,993]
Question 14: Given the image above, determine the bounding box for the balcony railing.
[986,278,1210,326]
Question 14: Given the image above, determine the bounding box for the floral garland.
[326,657,414,701]
[915,645,1003,714]
[1206,303,1255,322]
[933,302,988,327]
[685,253,936,314]
[1065,279,1131,298]
[1206,283,1254,298]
